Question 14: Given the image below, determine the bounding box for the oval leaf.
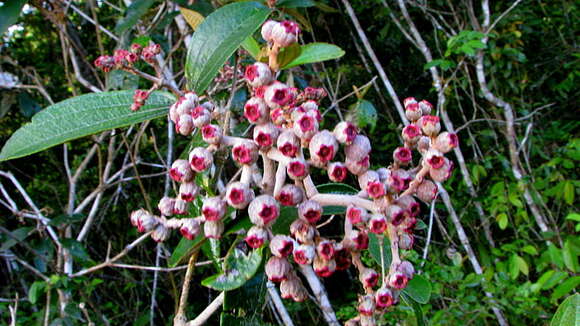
[403,274,432,304]
[0,91,175,161]
[281,43,345,69]
[550,293,579,326]
[202,247,263,291]
[186,2,270,93]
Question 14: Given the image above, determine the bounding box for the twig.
[298,265,339,326]
[185,292,225,326]
[267,281,295,326]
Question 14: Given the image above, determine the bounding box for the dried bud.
[232,142,259,165]
[375,287,395,309]
[190,105,211,128]
[170,159,194,182]
[405,101,422,122]
[265,82,295,109]
[271,20,300,47]
[419,99,433,115]
[402,124,421,143]
[359,267,379,289]
[249,195,280,227]
[313,255,336,277]
[303,87,327,101]
[388,272,409,289]
[204,220,224,239]
[398,232,415,250]
[387,205,406,226]
[433,131,458,154]
[349,230,369,250]
[175,114,194,136]
[346,205,369,225]
[393,147,412,165]
[173,199,189,215]
[298,200,322,224]
[179,182,200,202]
[201,124,222,145]
[345,155,370,175]
[253,123,279,149]
[369,213,387,234]
[245,226,269,249]
[202,197,226,221]
[333,121,358,144]
[180,219,200,240]
[261,20,278,42]
[158,197,175,216]
[244,97,269,124]
[226,182,254,209]
[277,184,304,206]
[345,135,371,162]
[270,235,295,258]
[293,112,319,140]
[265,256,291,282]
[429,158,454,182]
[94,55,115,72]
[316,240,335,260]
[270,108,286,125]
[189,147,213,172]
[287,158,309,180]
[327,162,348,182]
[358,294,376,316]
[293,244,315,264]
[309,130,338,166]
[277,130,300,157]
[416,180,438,202]
[244,62,273,88]
[290,219,317,244]
[419,115,441,137]
[397,261,415,279]
[151,224,170,242]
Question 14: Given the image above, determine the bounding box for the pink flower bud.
[388,272,409,289]
[386,169,409,193]
[419,115,440,136]
[136,212,158,233]
[158,197,175,216]
[245,226,269,249]
[298,200,322,224]
[387,205,406,226]
[358,170,380,194]
[280,275,306,301]
[265,82,295,109]
[114,49,130,65]
[173,199,189,215]
[225,182,254,209]
[293,112,319,140]
[405,101,422,122]
[358,294,376,316]
[346,205,369,225]
[334,247,351,271]
[126,52,139,64]
[170,159,194,182]
[179,182,200,202]
[327,162,348,182]
[393,147,412,165]
[270,235,295,258]
[189,147,213,172]
[180,219,200,240]
[204,220,224,239]
[316,240,335,260]
[303,87,327,101]
[276,184,304,206]
[419,99,433,115]
[313,255,336,277]
[309,130,338,166]
[249,195,280,227]
[403,97,416,107]
[425,149,445,169]
[397,195,420,217]
[94,55,115,72]
[253,123,279,149]
[133,89,149,104]
[130,208,151,227]
[359,267,379,289]
[277,130,300,157]
[202,197,226,221]
[271,20,300,47]
[375,287,395,309]
[402,216,417,232]
[232,142,259,165]
[345,135,371,162]
[175,114,194,136]
[429,157,453,182]
[402,124,421,143]
[433,131,458,154]
[265,256,291,282]
[261,20,278,42]
[254,85,267,98]
[416,180,438,202]
[270,108,286,125]
[397,260,415,279]
[244,62,273,88]
[293,244,315,264]
[130,43,142,53]
[201,124,222,145]
[290,219,317,243]
[287,158,309,180]
[399,232,415,250]
[151,224,170,242]
[190,105,211,128]
[349,229,369,250]
[244,97,269,124]
[345,155,370,176]
[301,100,318,112]
[369,214,387,234]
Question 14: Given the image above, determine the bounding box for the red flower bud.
[346,205,369,225]
[309,130,338,166]
[130,208,151,227]
[298,200,322,224]
[189,147,213,172]
[277,130,300,157]
[276,184,304,206]
[287,158,309,180]
[316,240,336,260]
[270,235,295,258]
[265,82,295,109]
[327,162,348,182]
[387,205,406,226]
[180,219,200,240]
[232,142,259,165]
[226,182,254,209]
[151,224,170,242]
[265,256,291,282]
[253,123,279,149]
[402,124,421,143]
[244,97,269,124]
[204,220,224,239]
[201,124,222,145]
[271,20,300,47]
[349,229,369,250]
[170,159,194,182]
[403,97,416,107]
[245,226,269,249]
[369,214,387,234]
[293,244,315,264]
[419,115,441,136]
[94,55,115,72]
[375,287,395,309]
[202,197,226,221]
[388,272,408,289]
[359,267,379,289]
[433,131,458,154]
[244,62,273,88]
[358,295,376,316]
[429,157,453,182]
[280,275,307,302]
[293,112,319,140]
[313,255,336,277]
[393,147,412,165]
[249,195,280,227]
[303,87,327,101]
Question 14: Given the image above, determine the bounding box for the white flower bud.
[225,182,254,209]
[179,182,199,202]
[204,220,224,239]
[202,197,226,221]
[298,200,322,224]
[271,20,300,47]
[245,226,269,249]
[265,256,291,282]
[333,121,358,144]
[180,218,200,240]
[293,244,315,264]
[286,158,309,180]
[345,135,371,162]
[244,62,273,88]
[309,130,338,167]
[158,197,175,216]
[276,184,304,206]
[253,123,279,149]
[270,235,295,258]
[244,97,269,124]
[201,124,222,145]
[151,224,170,242]
[248,195,280,227]
[277,130,300,157]
[170,159,194,182]
[189,147,213,172]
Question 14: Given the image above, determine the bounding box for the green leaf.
[0,91,175,161]
[349,99,377,131]
[271,206,297,235]
[0,0,27,36]
[368,233,391,271]
[281,43,345,69]
[186,2,270,93]
[168,233,205,267]
[241,36,262,60]
[403,275,432,304]
[277,0,316,8]
[28,281,46,304]
[550,294,579,326]
[18,92,41,118]
[0,227,32,251]
[509,254,521,279]
[521,245,538,255]
[401,293,426,326]
[277,43,302,68]
[61,239,90,262]
[202,247,263,291]
[115,0,156,34]
[552,277,580,301]
[563,240,579,273]
[496,213,508,230]
[565,213,580,222]
[563,181,575,205]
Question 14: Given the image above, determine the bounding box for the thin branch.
[185,292,225,326]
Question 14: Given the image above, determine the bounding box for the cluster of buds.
[94,43,161,72]
[214,64,243,85]
[127,19,457,324]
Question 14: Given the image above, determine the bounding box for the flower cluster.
[128,19,457,325]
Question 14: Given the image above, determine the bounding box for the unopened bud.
[245,226,269,249]
[175,114,194,136]
[345,155,370,175]
[232,142,259,165]
[249,195,280,227]
[419,115,440,136]
[190,105,211,128]
[287,158,309,180]
[298,200,322,224]
[226,182,254,209]
[179,182,200,202]
[293,112,319,140]
[290,218,317,243]
[316,240,335,260]
[261,20,278,42]
[253,123,279,149]
[271,20,300,47]
[419,99,433,115]
[433,131,458,154]
[204,220,224,239]
[393,147,412,165]
[151,224,170,242]
[397,260,415,279]
[158,197,175,216]
[293,244,315,264]
[313,255,336,277]
[202,197,226,221]
[429,157,453,182]
[405,101,422,122]
[309,130,338,166]
[333,121,358,144]
[402,124,421,143]
[398,232,415,250]
[416,180,438,202]
[180,219,200,240]
[244,62,273,88]
[280,275,306,302]
[346,205,369,225]
[397,195,420,217]
[369,214,387,234]
[173,199,189,215]
[270,235,295,258]
[277,130,300,157]
[201,124,222,145]
[244,97,269,124]
[345,135,371,162]
[265,256,291,282]
[170,159,194,182]
[358,294,376,316]
[276,184,304,206]
[189,147,213,172]
[130,209,151,227]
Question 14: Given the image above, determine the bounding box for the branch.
[185,292,225,326]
